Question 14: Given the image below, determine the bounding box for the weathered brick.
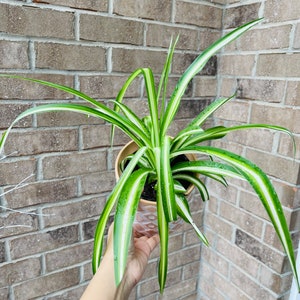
[216,237,260,278]
[0,211,38,238]
[294,24,300,49]
[160,278,198,299]
[223,3,260,28]
[278,134,300,161]
[237,79,285,102]
[205,212,233,241]
[220,54,255,76]
[46,285,87,300]
[235,229,286,272]
[10,224,79,259]
[168,245,200,270]
[239,25,291,51]
[250,104,299,134]
[33,0,108,12]
[0,41,29,69]
[214,100,250,123]
[220,201,264,238]
[0,4,74,39]
[0,257,41,287]
[265,0,300,22]
[230,266,274,299]
[113,0,171,22]
[112,48,166,74]
[83,219,98,240]
[0,104,32,129]
[259,265,293,294]
[0,287,8,300]
[173,54,217,76]
[146,24,199,50]
[0,242,5,263]
[45,241,93,272]
[13,267,80,299]
[4,128,78,156]
[42,151,107,179]
[4,178,77,209]
[175,1,222,29]
[35,43,106,71]
[80,15,143,45]
[81,171,115,194]
[0,75,74,100]
[193,77,217,97]
[79,75,141,99]
[257,53,300,77]
[0,158,36,186]
[285,81,300,106]
[42,196,105,227]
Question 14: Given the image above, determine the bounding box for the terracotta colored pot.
[115,140,196,237]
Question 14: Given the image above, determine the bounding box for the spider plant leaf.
[173,180,187,194]
[157,136,177,222]
[157,186,169,293]
[111,100,150,137]
[173,173,209,201]
[161,19,262,138]
[158,35,179,120]
[92,147,147,273]
[175,193,209,246]
[114,168,150,285]
[182,124,294,149]
[179,146,300,290]
[172,160,243,181]
[0,104,151,155]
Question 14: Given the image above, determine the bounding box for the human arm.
[80,224,159,300]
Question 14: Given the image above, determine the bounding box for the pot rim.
[115,139,196,205]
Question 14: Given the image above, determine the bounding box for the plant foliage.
[0,19,299,292]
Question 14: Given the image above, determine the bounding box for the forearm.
[80,253,116,300]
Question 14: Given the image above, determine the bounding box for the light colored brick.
[175,1,222,29]
[0,75,74,100]
[0,258,41,288]
[257,53,300,77]
[35,43,106,71]
[219,201,264,238]
[0,4,74,39]
[80,15,143,45]
[214,100,250,123]
[4,128,78,156]
[10,225,79,259]
[265,0,300,22]
[220,54,255,76]
[294,24,300,49]
[237,79,285,102]
[193,77,217,97]
[45,241,93,272]
[113,0,171,22]
[223,3,260,29]
[0,104,32,129]
[0,158,36,186]
[42,151,107,179]
[0,41,29,69]
[42,196,105,227]
[146,24,199,50]
[4,178,77,209]
[33,0,108,12]
[285,81,300,106]
[13,267,80,299]
[81,170,115,194]
[111,48,166,73]
[79,75,141,99]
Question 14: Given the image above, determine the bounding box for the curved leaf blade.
[114,168,149,285]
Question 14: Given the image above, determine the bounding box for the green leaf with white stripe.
[114,168,150,285]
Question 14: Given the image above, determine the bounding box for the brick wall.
[0,0,299,300]
[199,1,300,299]
[0,0,221,299]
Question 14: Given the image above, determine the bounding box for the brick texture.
[0,0,299,299]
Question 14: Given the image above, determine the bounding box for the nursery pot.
[115,139,197,237]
